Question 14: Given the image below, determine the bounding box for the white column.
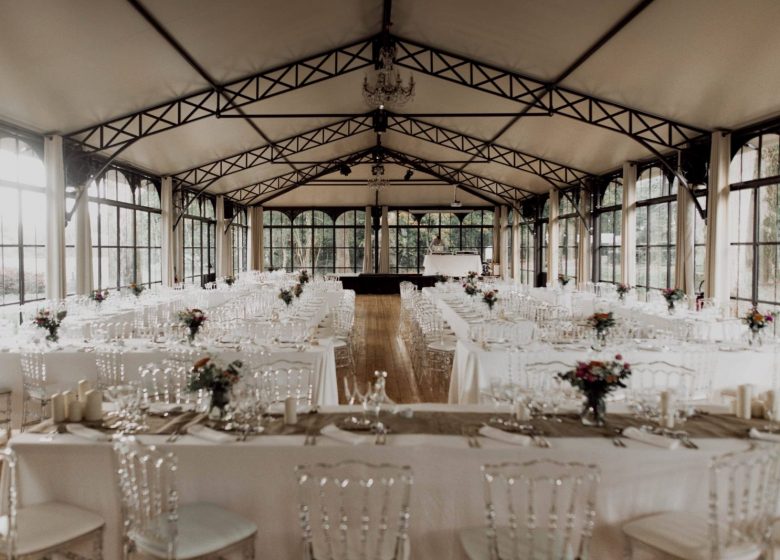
[362,206,373,273]
[675,180,696,302]
[511,208,521,282]
[250,206,264,271]
[379,206,390,273]
[576,193,592,289]
[621,163,637,286]
[547,189,559,285]
[499,206,510,279]
[74,183,93,295]
[44,135,66,299]
[706,131,731,309]
[160,177,176,287]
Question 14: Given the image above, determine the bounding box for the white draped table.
[4,404,754,559]
[423,254,482,277]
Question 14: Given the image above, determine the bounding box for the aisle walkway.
[344,294,446,404]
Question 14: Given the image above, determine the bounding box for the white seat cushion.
[427,341,456,352]
[623,512,762,560]
[0,502,104,556]
[132,502,256,560]
[331,338,349,349]
[459,526,575,560]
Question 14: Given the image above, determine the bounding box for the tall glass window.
[0,135,46,305]
[263,210,292,271]
[292,210,334,274]
[518,221,535,285]
[557,193,579,282]
[89,171,161,290]
[596,178,622,284]
[388,210,420,273]
[334,210,365,273]
[461,210,494,262]
[230,208,248,273]
[182,196,216,284]
[729,132,780,314]
[635,166,677,297]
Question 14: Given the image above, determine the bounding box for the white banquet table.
[423,254,482,277]
[3,404,755,560]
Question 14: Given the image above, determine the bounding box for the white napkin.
[320,424,371,445]
[622,427,680,450]
[478,425,532,447]
[186,424,235,443]
[26,418,55,433]
[148,402,187,415]
[267,402,312,416]
[65,423,110,442]
[749,428,780,443]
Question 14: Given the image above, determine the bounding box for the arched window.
[729,133,780,313]
[635,166,676,296]
[230,208,249,273]
[0,135,45,305]
[182,195,216,284]
[292,210,335,274]
[335,210,365,273]
[263,210,292,271]
[596,178,622,284]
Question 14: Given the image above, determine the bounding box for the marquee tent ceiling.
[1,0,779,206]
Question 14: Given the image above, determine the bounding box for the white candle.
[660,390,675,428]
[83,390,103,422]
[738,384,753,420]
[62,390,75,417]
[767,390,780,421]
[51,393,67,423]
[67,401,83,422]
[284,396,297,425]
[514,399,529,422]
[77,379,91,402]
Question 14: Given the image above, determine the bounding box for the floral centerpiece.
[661,288,685,314]
[90,289,109,304]
[435,273,449,284]
[187,356,242,419]
[588,311,616,346]
[482,289,498,310]
[616,283,631,302]
[463,281,479,296]
[224,275,235,287]
[129,283,145,297]
[178,308,206,343]
[558,354,631,426]
[279,287,294,306]
[467,270,479,281]
[293,283,303,298]
[559,274,571,287]
[744,307,774,346]
[33,308,67,343]
[298,270,310,285]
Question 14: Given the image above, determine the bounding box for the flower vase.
[667,303,676,316]
[580,392,606,427]
[592,330,607,350]
[187,328,199,346]
[209,386,230,420]
[749,330,763,347]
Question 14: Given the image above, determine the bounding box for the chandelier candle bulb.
[83,390,102,422]
[77,379,91,402]
[51,393,67,423]
[67,400,83,423]
[284,397,297,425]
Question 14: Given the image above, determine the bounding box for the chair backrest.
[481,460,600,560]
[295,460,413,560]
[139,363,192,404]
[0,447,19,558]
[20,348,47,391]
[113,437,179,559]
[260,359,316,406]
[95,346,126,390]
[628,361,707,401]
[708,445,780,559]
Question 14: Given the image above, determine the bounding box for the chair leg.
[92,526,104,559]
[623,535,634,560]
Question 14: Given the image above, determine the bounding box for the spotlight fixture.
[338,163,351,176]
[404,169,414,181]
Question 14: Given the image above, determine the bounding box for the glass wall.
[557,193,579,282]
[729,132,780,314]
[89,170,161,290]
[635,166,677,297]
[230,208,248,274]
[388,210,420,273]
[263,210,293,271]
[334,210,365,273]
[596,178,622,284]
[182,195,216,284]
[0,135,46,305]
[518,221,535,285]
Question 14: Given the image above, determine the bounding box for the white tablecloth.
[423,254,482,277]
[4,404,753,560]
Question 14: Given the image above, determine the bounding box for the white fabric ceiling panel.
[282,131,374,165]
[205,163,296,196]
[0,0,203,133]
[563,0,780,129]
[461,162,551,195]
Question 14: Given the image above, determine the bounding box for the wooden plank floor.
[339,294,447,404]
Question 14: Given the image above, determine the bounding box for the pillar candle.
[51,393,67,423]
[514,399,529,422]
[738,384,753,420]
[77,379,91,402]
[284,396,298,425]
[83,390,103,422]
[767,390,780,421]
[660,390,675,428]
[62,390,75,417]
[67,401,83,422]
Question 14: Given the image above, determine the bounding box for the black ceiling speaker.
[404,169,413,181]
[338,163,351,176]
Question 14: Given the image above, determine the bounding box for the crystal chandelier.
[363,43,415,107]
[368,163,389,192]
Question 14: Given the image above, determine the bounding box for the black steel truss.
[65,37,374,152]
[390,35,708,149]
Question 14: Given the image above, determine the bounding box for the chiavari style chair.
[19,348,52,430]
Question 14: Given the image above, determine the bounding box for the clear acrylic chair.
[19,348,52,430]
[460,460,600,560]
[95,345,126,391]
[0,385,10,432]
[0,447,105,559]
[332,306,357,377]
[629,361,710,403]
[295,460,413,560]
[260,360,316,407]
[623,445,780,560]
[113,437,256,560]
